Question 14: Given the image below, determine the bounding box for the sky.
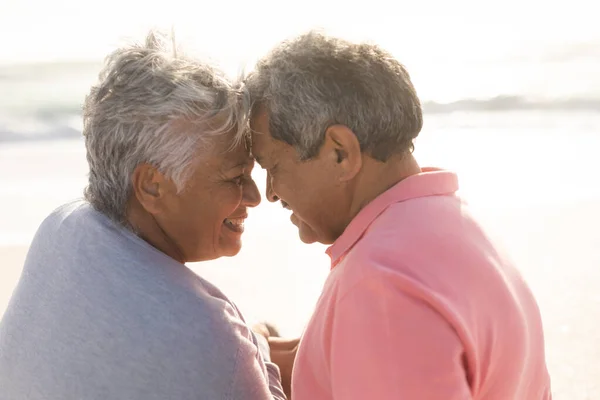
[0,0,598,101]
[1,0,597,62]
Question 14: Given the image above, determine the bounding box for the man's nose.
[266,171,279,203]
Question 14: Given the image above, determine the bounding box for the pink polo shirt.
[292,168,552,400]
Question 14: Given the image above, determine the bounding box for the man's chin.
[297,223,320,244]
[298,232,318,244]
[291,213,321,244]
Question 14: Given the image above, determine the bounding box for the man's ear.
[322,124,362,182]
[131,163,168,215]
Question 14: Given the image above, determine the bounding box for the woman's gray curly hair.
[83,30,249,225]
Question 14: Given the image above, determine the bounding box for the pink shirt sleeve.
[329,276,473,400]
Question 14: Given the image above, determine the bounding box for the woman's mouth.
[223,217,245,233]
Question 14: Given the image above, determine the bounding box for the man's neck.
[348,152,421,222]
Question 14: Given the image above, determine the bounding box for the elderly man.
[0,32,285,400]
[246,31,552,400]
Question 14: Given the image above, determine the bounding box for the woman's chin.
[218,238,243,258]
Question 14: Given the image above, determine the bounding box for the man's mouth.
[223,217,246,233]
[281,201,291,210]
[290,213,299,226]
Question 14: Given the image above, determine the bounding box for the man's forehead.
[249,106,280,162]
[249,128,270,158]
[249,105,270,137]
[249,132,273,163]
[250,103,269,128]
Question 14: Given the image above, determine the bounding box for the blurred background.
[1,1,599,398]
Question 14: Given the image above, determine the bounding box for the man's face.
[250,107,347,245]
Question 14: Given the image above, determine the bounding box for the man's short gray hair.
[83,31,247,224]
[245,30,423,161]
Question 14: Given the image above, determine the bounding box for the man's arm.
[329,276,472,400]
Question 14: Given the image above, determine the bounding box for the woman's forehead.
[220,143,253,169]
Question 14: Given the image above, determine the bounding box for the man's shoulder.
[357,193,490,258]
[372,193,466,234]
[337,193,503,294]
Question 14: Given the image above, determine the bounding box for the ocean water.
[2,111,599,244]
[1,60,600,398]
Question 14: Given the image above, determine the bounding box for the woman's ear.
[131,164,168,215]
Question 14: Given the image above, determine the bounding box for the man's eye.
[232,176,244,186]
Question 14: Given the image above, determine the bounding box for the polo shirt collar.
[325,168,459,267]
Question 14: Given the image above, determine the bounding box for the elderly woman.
[0,32,285,400]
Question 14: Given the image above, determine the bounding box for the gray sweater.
[0,202,286,400]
